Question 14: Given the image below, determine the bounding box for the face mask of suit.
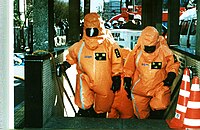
[144,45,156,53]
[86,28,99,37]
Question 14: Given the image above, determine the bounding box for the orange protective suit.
[107,48,134,118]
[105,29,134,118]
[123,26,180,119]
[65,13,123,114]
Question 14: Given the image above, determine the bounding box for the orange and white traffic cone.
[183,76,200,129]
[166,68,191,129]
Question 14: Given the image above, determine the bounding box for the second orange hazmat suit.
[64,13,123,116]
[107,48,134,118]
[123,26,180,119]
[105,29,134,118]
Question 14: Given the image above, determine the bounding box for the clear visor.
[86,28,99,37]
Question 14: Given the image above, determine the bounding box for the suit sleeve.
[163,46,180,76]
[65,42,79,65]
[110,43,123,77]
[123,49,136,77]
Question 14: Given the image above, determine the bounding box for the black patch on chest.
[151,62,162,69]
[95,53,106,60]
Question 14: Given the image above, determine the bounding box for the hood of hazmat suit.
[82,12,107,50]
[137,26,160,62]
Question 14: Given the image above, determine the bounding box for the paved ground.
[16,117,171,130]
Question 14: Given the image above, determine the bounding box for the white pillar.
[0,0,14,129]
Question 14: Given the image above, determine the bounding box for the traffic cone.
[166,68,191,129]
[183,76,200,129]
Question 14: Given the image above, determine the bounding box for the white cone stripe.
[187,101,200,109]
[179,89,190,97]
[184,118,200,126]
[185,128,199,130]
[176,104,187,113]
[182,75,190,82]
[191,84,200,91]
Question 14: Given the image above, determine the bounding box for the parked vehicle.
[179,7,197,49]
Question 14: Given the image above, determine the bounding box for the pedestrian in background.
[118,17,125,29]
[121,14,137,30]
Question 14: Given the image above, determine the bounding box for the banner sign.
[110,29,142,49]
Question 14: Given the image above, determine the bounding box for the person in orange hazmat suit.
[107,47,135,118]
[57,12,123,118]
[105,29,134,118]
[123,26,180,119]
